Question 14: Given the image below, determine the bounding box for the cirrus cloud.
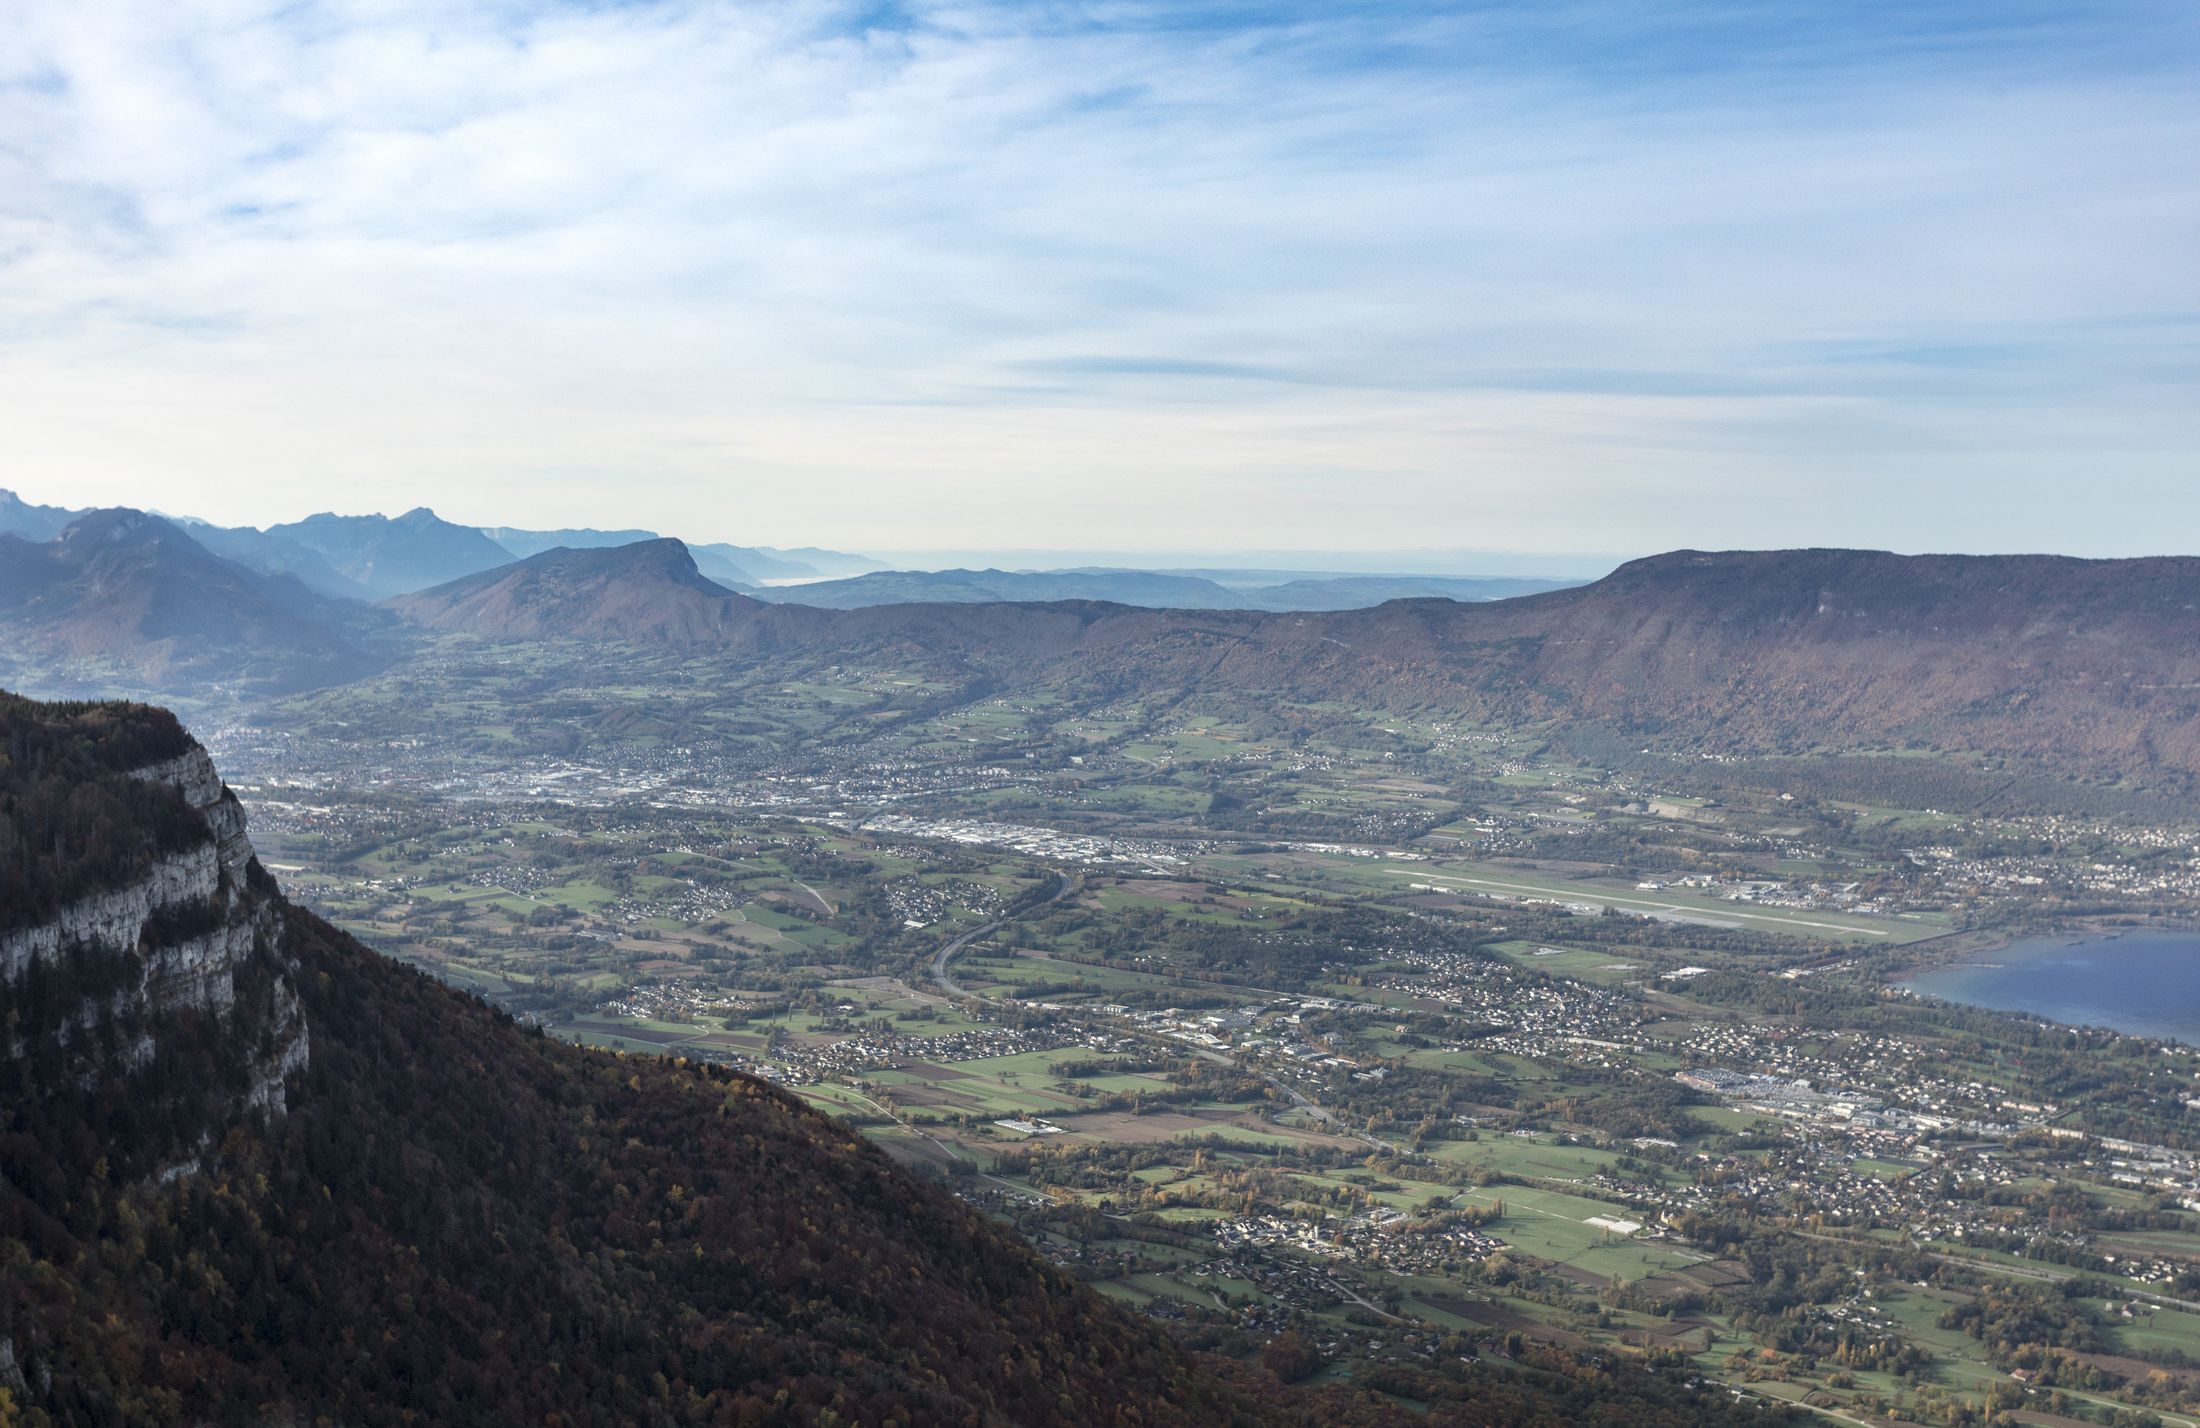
[1,0,2196,557]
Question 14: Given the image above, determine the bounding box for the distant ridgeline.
[0,690,1788,1426]
[389,544,2200,789]
[7,506,2196,791]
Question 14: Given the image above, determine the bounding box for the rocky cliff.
[0,699,307,1161]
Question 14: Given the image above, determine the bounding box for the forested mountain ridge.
[724,548,2200,784]
[7,521,2195,784]
[370,542,2200,784]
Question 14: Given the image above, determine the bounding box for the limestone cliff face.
[0,736,308,1138]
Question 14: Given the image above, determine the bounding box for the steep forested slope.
[21,905,1265,1424]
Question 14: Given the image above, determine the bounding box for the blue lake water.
[1904,929,2200,1044]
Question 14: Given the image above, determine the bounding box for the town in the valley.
[190,659,2200,1428]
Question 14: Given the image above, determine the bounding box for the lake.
[1904,928,2200,1044]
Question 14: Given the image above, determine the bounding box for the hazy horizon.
[20,482,2200,576]
[19,481,2200,577]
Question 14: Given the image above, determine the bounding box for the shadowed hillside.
[0,511,381,694]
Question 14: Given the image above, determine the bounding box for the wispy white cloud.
[1,0,2195,555]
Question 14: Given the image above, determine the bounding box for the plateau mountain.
[479,526,884,585]
[388,537,763,643]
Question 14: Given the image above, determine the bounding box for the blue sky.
[2,0,2195,558]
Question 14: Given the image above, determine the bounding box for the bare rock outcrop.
[1,737,308,1123]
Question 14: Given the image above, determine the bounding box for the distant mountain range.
[174,518,382,601]
[3,492,1577,605]
[0,488,82,543]
[7,494,2196,785]
[259,507,518,598]
[0,509,385,693]
[757,567,1576,610]
[0,493,886,596]
[476,524,661,558]
[3,497,519,601]
[698,541,888,583]
[388,540,2200,785]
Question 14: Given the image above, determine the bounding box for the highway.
[927,869,1081,999]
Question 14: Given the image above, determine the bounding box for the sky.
[2,0,2196,560]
